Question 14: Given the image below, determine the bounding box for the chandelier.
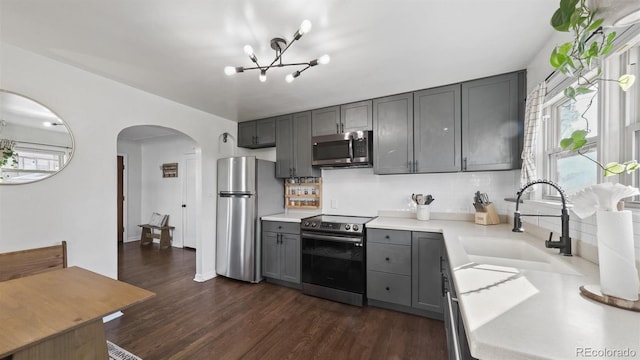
[224,20,330,83]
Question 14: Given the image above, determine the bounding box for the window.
[544,85,599,196]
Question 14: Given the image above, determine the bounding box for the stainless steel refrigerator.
[216,156,283,283]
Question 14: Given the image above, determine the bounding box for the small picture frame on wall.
[162,163,178,178]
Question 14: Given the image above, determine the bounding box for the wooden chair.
[139,214,174,250]
[0,241,68,282]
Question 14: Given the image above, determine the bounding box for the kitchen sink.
[458,236,581,276]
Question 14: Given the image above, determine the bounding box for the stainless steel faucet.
[512,180,572,256]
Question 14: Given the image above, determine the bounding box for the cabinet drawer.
[367,271,411,306]
[262,221,300,235]
[367,243,411,275]
[367,229,411,245]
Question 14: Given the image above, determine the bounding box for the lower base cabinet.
[262,221,301,287]
[366,229,444,319]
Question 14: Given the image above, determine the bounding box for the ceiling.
[0,0,558,122]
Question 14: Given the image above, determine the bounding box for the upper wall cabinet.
[373,93,414,174]
[275,112,319,179]
[461,71,525,171]
[373,71,524,175]
[414,84,461,173]
[238,117,276,149]
[311,100,372,136]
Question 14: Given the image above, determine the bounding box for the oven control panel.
[302,221,364,234]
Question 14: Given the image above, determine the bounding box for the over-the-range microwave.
[311,130,373,168]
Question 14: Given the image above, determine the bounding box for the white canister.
[416,205,431,221]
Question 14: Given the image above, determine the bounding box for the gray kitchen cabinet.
[414,84,462,173]
[238,118,276,149]
[341,100,372,133]
[366,228,444,319]
[461,71,525,171]
[311,106,340,136]
[312,101,373,136]
[262,221,301,285]
[275,112,319,178]
[373,93,414,174]
[412,232,444,314]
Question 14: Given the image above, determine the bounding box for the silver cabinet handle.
[463,157,467,171]
[446,290,462,360]
[336,123,340,133]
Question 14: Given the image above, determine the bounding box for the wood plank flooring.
[105,242,447,360]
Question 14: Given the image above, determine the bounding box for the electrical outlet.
[331,199,338,209]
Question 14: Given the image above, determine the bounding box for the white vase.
[596,210,640,301]
[416,205,430,221]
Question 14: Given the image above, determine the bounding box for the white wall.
[0,42,236,280]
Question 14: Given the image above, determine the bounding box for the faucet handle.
[512,212,524,232]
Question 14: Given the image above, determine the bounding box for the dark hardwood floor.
[105,242,447,360]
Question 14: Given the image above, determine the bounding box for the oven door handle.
[301,232,363,244]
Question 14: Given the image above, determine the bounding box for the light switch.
[331,199,338,209]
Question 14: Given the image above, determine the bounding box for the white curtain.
[520,82,547,190]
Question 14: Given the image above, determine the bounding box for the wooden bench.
[0,241,67,282]
[139,214,174,249]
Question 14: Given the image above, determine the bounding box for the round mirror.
[0,90,74,184]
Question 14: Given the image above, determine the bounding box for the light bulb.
[299,20,312,34]
[259,70,267,82]
[285,74,295,83]
[318,54,330,65]
[243,45,254,56]
[224,66,236,76]
[43,122,53,127]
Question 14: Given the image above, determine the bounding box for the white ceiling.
[0,0,558,122]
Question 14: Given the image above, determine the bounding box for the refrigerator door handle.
[219,192,253,198]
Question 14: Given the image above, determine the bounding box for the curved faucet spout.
[512,179,572,256]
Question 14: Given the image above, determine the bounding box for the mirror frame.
[0,89,75,185]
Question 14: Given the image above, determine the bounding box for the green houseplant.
[549,0,638,176]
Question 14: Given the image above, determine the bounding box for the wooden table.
[0,266,155,359]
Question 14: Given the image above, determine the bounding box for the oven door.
[301,232,365,294]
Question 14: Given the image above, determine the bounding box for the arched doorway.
[116,125,201,274]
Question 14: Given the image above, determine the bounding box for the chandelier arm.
[267,37,298,69]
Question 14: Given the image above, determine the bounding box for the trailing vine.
[549,0,638,176]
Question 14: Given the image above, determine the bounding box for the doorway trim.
[117,153,128,243]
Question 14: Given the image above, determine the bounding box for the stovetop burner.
[301,214,375,235]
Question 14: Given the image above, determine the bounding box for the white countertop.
[261,210,321,223]
[369,216,640,360]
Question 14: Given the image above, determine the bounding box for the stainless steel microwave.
[312,131,373,167]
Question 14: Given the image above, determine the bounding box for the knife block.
[475,203,500,225]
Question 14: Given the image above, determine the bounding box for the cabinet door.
[311,106,340,136]
[373,93,414,174]
[255,117,276,147]
[414,85,461,173]
[238,121,256,148]
[292,111,318,178]
[280,233,301,284]
[461,71,524,171]
[412,232,444,314]
[341,100,372,133]
[275,115,293,178]
[262,231,280,279]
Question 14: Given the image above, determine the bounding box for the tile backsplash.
[321,167,520,217]
[320,167,640,266]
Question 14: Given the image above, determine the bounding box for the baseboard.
[125,236,139,243]
[194,271,217,282]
